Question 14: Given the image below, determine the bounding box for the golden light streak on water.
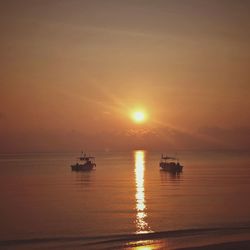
[134,150,152,234]
[126,239,169,250]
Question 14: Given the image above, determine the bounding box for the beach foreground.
[177,240,250,250]
[1,227,250,249]
[2,239,250,250]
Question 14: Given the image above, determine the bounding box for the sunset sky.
[1,0,250,152]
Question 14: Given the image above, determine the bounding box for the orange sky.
[0,1,250,152]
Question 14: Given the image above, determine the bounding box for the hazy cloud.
[198,126,250,150]
[1,126,250,153]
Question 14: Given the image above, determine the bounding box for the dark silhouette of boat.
[160,154,183,173]
[71,152,96,171]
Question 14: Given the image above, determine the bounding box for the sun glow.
[132,111,146,123]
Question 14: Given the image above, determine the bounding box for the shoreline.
[2,226,250,250]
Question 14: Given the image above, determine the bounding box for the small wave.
[1,226,250,247]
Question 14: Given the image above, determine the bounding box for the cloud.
[1,125,250,153]
[198,126,250,150]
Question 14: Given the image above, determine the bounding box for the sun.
[132,111,146,123]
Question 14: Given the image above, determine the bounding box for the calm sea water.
[0,151,250,249]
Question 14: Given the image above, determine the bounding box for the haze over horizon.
[1,0,250,153]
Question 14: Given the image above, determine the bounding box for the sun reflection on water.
[134,150,152,234]
[125,239,168,250]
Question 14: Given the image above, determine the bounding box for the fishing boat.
[160,154,183,173]
[71,152,96,171]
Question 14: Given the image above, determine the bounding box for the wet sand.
[1,227,250,250]
[176,240,250,250]
[2,238,250,250]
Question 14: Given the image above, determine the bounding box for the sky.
[0,0,250,153]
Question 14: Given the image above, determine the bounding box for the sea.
[0,150,250,249]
